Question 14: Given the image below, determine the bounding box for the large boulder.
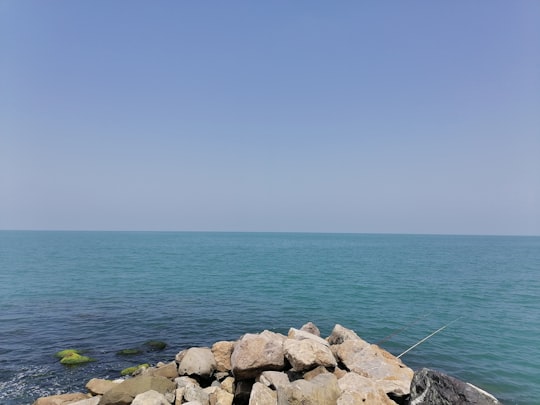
[276,373,340,405]
[334,341,413,396]
[337,372,397,405]
[98,375,176,405]
[177,347,216,378]
[258,371,290,390]
[145,361,179,379]
[283,338,337,371]
[409,368,502,405]
[231,331,286,380]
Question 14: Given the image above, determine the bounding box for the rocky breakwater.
[33,322,502,405]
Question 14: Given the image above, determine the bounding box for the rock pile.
[33,322,502,405]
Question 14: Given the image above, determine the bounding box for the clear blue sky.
[1,1,539,235]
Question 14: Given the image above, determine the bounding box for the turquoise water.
[0,231,538,404]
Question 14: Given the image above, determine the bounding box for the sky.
[1,1,539,235]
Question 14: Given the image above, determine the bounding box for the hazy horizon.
[2,2,539,236]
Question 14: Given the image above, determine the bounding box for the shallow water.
[0,231,538,404]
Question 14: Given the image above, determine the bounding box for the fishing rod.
[374,311,433,346]
[397,316,462,359]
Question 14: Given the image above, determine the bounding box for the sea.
[0,231,538,405]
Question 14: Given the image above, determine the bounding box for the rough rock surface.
[276,373,341,405]
[86,379,119,395]
[177,347,216,378]
[248,382,277,405]
[131,390,169,405]
[230,330,286,380]
[211,341,235,372]
[98,376,176,405]
[335,340,413,396]
[409,368,502,405]
[337,372,397,405]
[283,338,337,371]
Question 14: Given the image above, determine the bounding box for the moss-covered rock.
[55,349,81,358]
[59,352,95,365]
[144,340,167,351]
[121,363,149,376]
[117,348,142,355]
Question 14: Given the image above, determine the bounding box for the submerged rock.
[120,364,149,376]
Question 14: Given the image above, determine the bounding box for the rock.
[69,397,101,405]
[33,393,90,405]
[55,349,82,358]
[337,372,397,405]
[209,387,234,405]
[276,373,340,405]
[184,384,209,405]
[249,382,277,405]
[211,341,235,372]
[98,375,176,405]
[287,328,330,347]
[300,322,321,337]
[303,366,331,381]
[231,331,286,380]
[177,347,216,378]
[284,338,337,372]
[327,324,363,345]
[258,371,290,390]
[144,340,167,351]
[120,363,149,376]
[175,387,186,405]
[86,378,119,395]
[59,353,95,365]
[146,361,178,378]
[334,341,413,396]
[116,348,142,356]
[409,368,502,405]
[175,376,199,387]
[131,390,169,405]
[220,376,235,394]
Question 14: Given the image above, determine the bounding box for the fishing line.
[397,316,462,359]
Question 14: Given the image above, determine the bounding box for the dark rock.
[409,368,502,405]
[144,340,167,351]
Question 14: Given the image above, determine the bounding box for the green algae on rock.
[121,363,149,376]
[144,340,167,351]
[117,348,143,355]
[59,352,95,365]
[55,349,81,358]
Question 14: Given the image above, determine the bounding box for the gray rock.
[131,390,169,405]
[409,368,502,405]
[231,331,286,380]
[183,384,209,405]
[178,347,216,378]
[66,397,102,405]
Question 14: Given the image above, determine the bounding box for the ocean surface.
[0,231,538,405]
